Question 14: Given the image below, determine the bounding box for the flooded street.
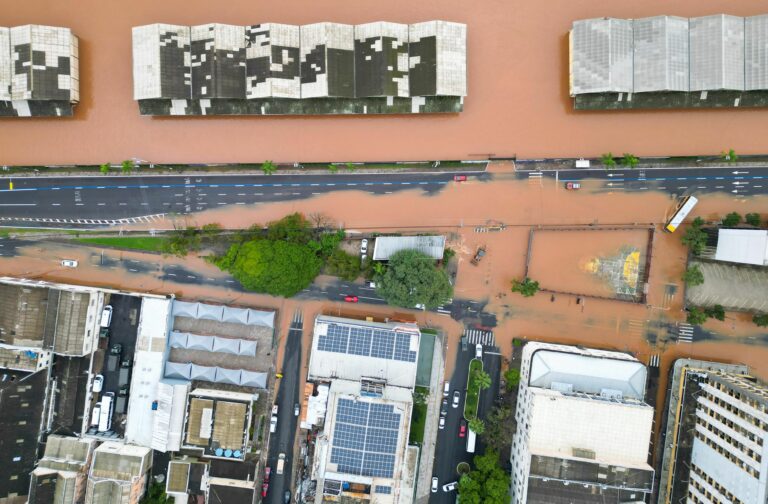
[3,0,768,165]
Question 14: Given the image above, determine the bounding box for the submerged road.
[0,165,766,226]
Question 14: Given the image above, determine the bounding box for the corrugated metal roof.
[570,18,633,95]
[633,16,689,92]
[372,235,446,260]
[690,14,744,91]
[715,229,768,266]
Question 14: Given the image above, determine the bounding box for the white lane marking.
[162,185,171,188]
[237,193,246,196]
[51,203,61,206]
[96,186,105,189]
[117,185,127,189]
[97,203,106,206]
[174,193,183,197]
[0,203,37,206]
[217,193,227,196]
[119,202,127,206]
[75,203,84,206]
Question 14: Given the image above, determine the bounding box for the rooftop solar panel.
[318,323,416,362]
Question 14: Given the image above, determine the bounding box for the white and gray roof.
[372,235,446,261]
[132,21,467,101]
[715,229,768,266]
[571,14,768,94]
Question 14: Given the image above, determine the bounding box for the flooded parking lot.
[2,0,768,165]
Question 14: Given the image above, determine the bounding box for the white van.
[90,404,101,427]
[98,392,114,432]
[100,306,113,328]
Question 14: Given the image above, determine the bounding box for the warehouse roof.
[372,235,446,261]
[715,229,768,266]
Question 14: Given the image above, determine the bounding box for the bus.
[466,429,477,453]
[98,392,114,432]
[665,195,698,233]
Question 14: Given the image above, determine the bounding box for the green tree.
[504,368,521,390]
[308,230,344,259]
[261,160,277,175]
[345,162,356,172]
[601,152,616,168]
[482,406,515,455]
[682,265,704,286]
[201,222,223,238]
[468,417,485,435]
[141,482,171,504]
[681,217,707,255]
[621,153,639,168]
[472,368,492,390]
[746,213,761,227]
[705,304,726,321]
[267,213,312,244]
[372,262,386,276]
[722,212,741,227]
[161,226,201,257]
[375,249,453,309]
[215,239,321,297]
[457,451,511,504]
[442,247,456,262]
[754,313,768,327]
[121,159,134,173]
[99,163,110,174]
[721,148,738,163]
[687,307,708,325]
[326,249,361,281]
[511,277,539,297]
[327,163,339,173]
[458,474,483,504]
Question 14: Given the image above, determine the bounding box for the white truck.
[98,393,114,432]
[276,453,286,475]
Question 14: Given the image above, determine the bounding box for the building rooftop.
[715,229,768,266]
[528,347,647,400]
[309,316,420,389]
[90,442,152,482]
[372,235,446,261]
[208,482,256,504]
[527,389,654,468]
[182,389,254,459]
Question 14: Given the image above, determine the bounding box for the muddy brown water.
[3,0,768,165]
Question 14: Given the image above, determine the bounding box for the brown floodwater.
[3,0,768,165]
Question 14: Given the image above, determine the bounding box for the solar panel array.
[329,399,402,478]
[375,485,392,494]
[318,323,417,363]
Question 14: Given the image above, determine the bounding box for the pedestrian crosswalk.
[528,171,543,186]
[648,354,660,368]
[678,323,694,343]
[464,329,495,346]
[0,213,166,226]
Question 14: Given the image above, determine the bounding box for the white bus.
[98,392,114,432]
[665,195,698,233]
[466,428,477,453]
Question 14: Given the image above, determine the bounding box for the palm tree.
[261,160,277,175]
[327,164,339,173]
[468,418,485,435]
[473,369,492,390]
[601,152,616,168]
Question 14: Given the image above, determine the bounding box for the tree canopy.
[216,239,321,297]
[375,249,453,309]
[458,450,511,504]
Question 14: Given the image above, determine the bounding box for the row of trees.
[99,160,138,174]
[259,160,361,175]
[601,152,639,168]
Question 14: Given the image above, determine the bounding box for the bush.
[504,369,521,391]
[261,160,277,175]
[621,153,639,168]
[746,213,761,227]
[704,304,726,321]
[511,278,539,297]
[722,212,741,227]
[682,265,704,286]
[754,314,768,327]
[326,249,361,281]
[99,163,110,174]
[442,247,456,262]
[161,226,201,257]
[267,213,312,244]
[121,160,134,173]
[721,149,738,163]
[687,307,708,325]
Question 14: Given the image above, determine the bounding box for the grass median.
[74,236,165,252]
[464,359,484,419]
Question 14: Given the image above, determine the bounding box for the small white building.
[372,235,446,261]
[511,342,654,504]
[715,229,768,266]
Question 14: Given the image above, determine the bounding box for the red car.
[264,467,271,483]
[261,483,269,498]
[453,175,467,182]
[344,295,359,303]
[459,421,467,438]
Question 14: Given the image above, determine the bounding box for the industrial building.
[510,342,654,504]
[570,14,768,109]
[713,229,768,266]
[658,359,768,504]
[371,235,447,262]
[307,316,421,503]
[132,21,466,115]
[85,442,152,504]
[0,25,79,117]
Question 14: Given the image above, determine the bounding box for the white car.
[452,390,460,408]
[61,259,78,268]
[431,477,438,493]
[438,416,445,430]
[442,482,458,492]
[360,239,368,254]
[270,415,278,433]
[92,374,104,393]
[475,344,483,359]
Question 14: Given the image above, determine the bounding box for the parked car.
[121,357,132,369]
[459,421,467,438]
[100,305,113,328]
[110,343,122,356]
[442,482,458,492]
[118,384,129,397]
[438,417,445,430]
[270,415,278,433]
[565,181,581,190]
[475,344,483,359]
[443,381,450,397]
[452,390,460,408]
[344,295,359,303]
[360,239,368,254]
[61,259,78,268]
[261,483,269,498]
[366,281,376,288]
[453,175,467,182]
[284,490,291,503]
[440,398,448,417]
[431,477,439,493]
[294,403,300,416]
[92,374,104,393]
